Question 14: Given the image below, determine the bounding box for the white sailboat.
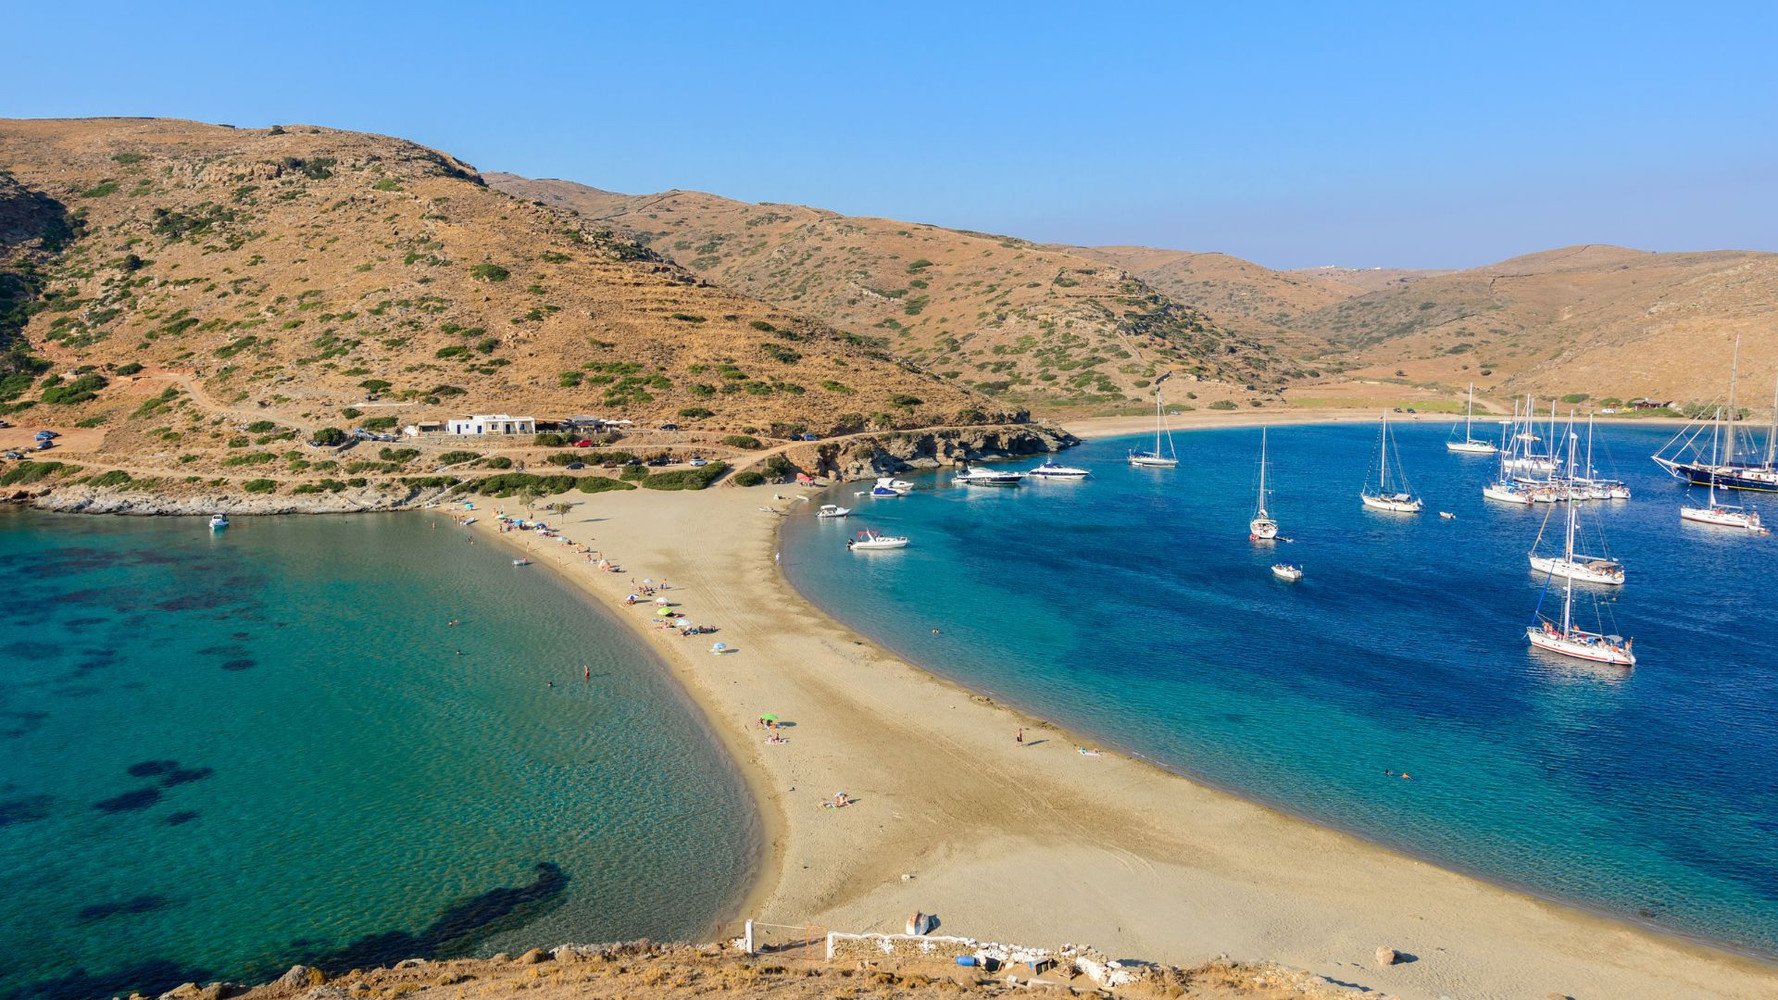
[1446,383,1497,454]
[1527,429,1625,585]
[1129,375,1180,468]
[1680,409,1768,533]
[1361,413,1423,513]
[1249,427,1279,540]
[1526,467,1636,666]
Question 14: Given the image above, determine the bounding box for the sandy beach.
[461,483,1778,1000]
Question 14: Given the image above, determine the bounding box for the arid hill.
[0,118,1010,499]
[1290,243,1778,405]
[486,174,1293,411]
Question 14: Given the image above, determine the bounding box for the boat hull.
[1665,462,1778,493]
[1483,484,1535,505]
[1527,627,1635,666]
[1446,441,1497,454]
[1680,507,1767,532]
[1128,456,1178,468]
[1528,554,1625,586]
[1361,494,1423,513]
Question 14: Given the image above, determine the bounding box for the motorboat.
[512,558,532,566]
[209,514,230,531]
[1271,563,1303,582]
[847,529,909,551]
[1439,511,1456,519]
[953,465,1024,487]
[816,503,851,518]
[1361,413,1423,513]
[869,477,915,497]
[1026,460,1091,480]
[1249,426,1279,540]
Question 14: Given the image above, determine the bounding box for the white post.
[743,919,754,956]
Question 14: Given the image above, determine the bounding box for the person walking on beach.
[1016,727,1024,747]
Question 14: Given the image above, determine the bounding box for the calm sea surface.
[783,421,1778,955]
[0,511,755,1000]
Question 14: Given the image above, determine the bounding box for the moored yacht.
[869,477,914,497]
[1249,426,1279,540]
[1446,383,1497,454]
[1361,413,1423,513]
[1026,460,1091,480]
[953,464,1025,487]
[1526,460,1636,667]
[1129,375,1180,468]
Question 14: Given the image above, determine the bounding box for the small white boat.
[848,529,909,551]
[209,514,229,531]
[869,477,914,497]
[816,503,851,518]
[512,558,532,566]
[1439,511,1456,519]
[953,465,1024,487]
[1271,563,1303,582]
[1026,460,1091,480]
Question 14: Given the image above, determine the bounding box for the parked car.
[35,430,58,440]
[658,422,679,431]
[2,450,22,460]
[689,456,709,468]
[646,456,671,467]
[573,439,593,448]
[565,462,585,470]
[798,432,820,441]
[36,440,54,451]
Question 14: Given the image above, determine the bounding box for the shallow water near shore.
[0,511,755,1000]
[783,421,1778,955]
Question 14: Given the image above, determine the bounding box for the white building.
[446,414,536,436]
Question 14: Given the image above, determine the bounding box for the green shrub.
[678,406,714,419]
[41,373,108,405]
[311,427,349,446]
[362,416,399,431]
[242,478,277,494]
[469,263,511,283]
[373,178,402,192]
[436,450,480,465]
[670,313,707,323]
[114,362,144,376]
[1560,393,1590,404]
[720,434,764,450]
[1209,400,1238,410]
[748,320,776,332]
[577,476,635,494]
[761,343,801,364]
[245,420,277,433]
[640,461,729,491]
[377,447,420,463]
[889,393,922,408]
[483,456,513,469]
[0,461,73,486]
[762,454,794,479]
[619,464,649,481]
[732,470,766,487]
[470,472,575,497]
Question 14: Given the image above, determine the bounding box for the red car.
[573,439,593,448]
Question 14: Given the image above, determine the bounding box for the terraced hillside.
[487,174,1292,410]
[0,118,1000,498]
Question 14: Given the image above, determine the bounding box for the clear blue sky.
[7,2,1775,269]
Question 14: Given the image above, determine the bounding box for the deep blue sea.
[0,511,755,1000]
[783,421,1778,956]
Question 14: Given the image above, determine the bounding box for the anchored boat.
[1129,374,1180,468]
[1026,460,1091,480]
[1526,458,1636,667]
[1249,426,1279,540]
[1446,383,1497,454]
[953,465,1025,487]
[1361,413,1423,513]
[847,529,909,551]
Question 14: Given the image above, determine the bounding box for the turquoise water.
[0,511,756,1000]
[783,422,1778,956]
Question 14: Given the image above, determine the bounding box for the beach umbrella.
[654,596,670,605]
[760,714,778,723]
[655,607,675,617]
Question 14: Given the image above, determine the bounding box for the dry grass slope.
[488,174,1293,412]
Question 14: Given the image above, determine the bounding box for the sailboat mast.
[1154,386,1163,455]
[1726,334,1742,464]
[1379,415,1388,490]
[1258,426,1268,510]
[1561,425,1578,634]
[1465,383,1475,441]
[1709,407,1723,505]
[1767,372,1778,468]
[1585,412,1595,480]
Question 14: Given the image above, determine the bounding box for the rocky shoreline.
[137,938,1360,1000]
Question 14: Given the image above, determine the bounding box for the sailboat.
[1129,374,1180,468]
[1654,334,1778,492]
[1528,428,1625,585]
[1526,465,1636,666]
[1680,409,1769,534]
[1502,395,1558,476]
[1446,383,1497,454]
[1361,413,1423,513]
[1249,427,1279,540]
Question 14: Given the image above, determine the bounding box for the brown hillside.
[487,174,1292,411]
[1292,243,1778,405]
[0,118,992,489]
